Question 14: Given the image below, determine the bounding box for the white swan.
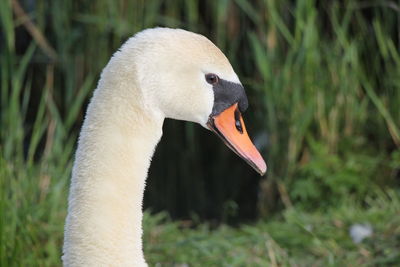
[62,27,266,266]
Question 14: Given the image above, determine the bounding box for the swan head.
[122,28,266,175]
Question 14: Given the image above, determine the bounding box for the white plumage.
[62,27,264,266]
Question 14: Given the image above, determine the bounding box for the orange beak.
[207,103,267,175]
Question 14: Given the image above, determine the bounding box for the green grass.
[1,0,400,265]
[144,190,400,266]
[1,155,399,266]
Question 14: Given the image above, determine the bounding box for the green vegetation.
[1,0,399,266]
[144,191,400,266]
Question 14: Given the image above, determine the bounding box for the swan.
[62,27,266,266]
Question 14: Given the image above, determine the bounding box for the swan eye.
[205,73,219,85]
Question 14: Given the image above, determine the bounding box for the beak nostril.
[235,119,243,134]
[234,108,243,134]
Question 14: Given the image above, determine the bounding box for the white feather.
[62,27,241,266]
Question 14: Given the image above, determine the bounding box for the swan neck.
[63,85,163,266]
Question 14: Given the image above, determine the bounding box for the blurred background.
[1,0,399,265]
